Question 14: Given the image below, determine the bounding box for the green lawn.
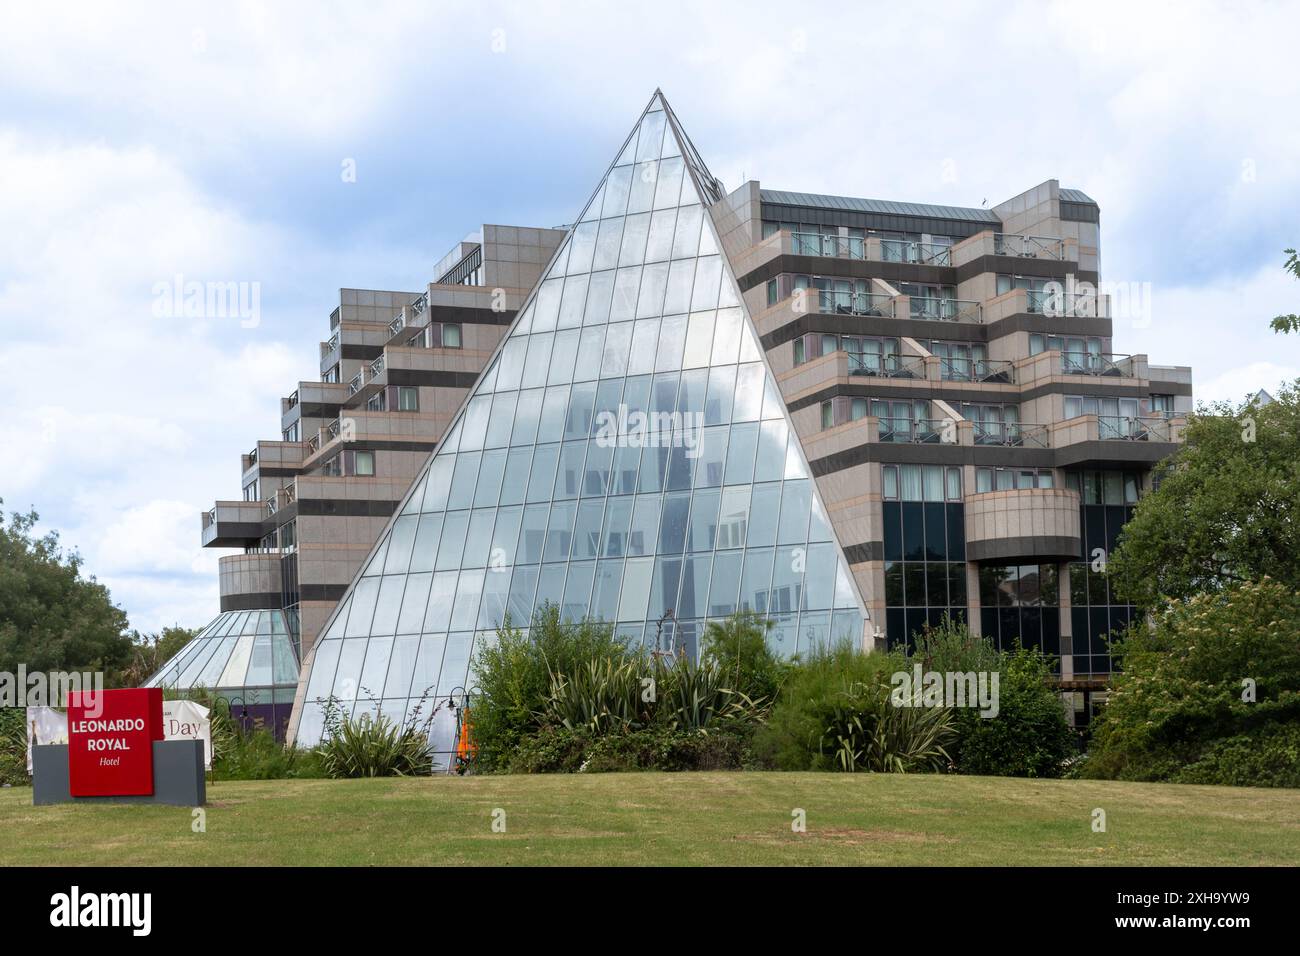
[3,772,1298,866]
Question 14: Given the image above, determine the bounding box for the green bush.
[821,680,955,772]
[751,642,909,770]
[947,646,1074,778]
[315,697,432,778]
[1081,579,1300,786]
[507,725,754,773]
[0,708,27,787]
[472,605,627,769]
[699,610,791,705]
[1171,723,1300,788]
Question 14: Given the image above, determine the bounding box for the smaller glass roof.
[145,609,300,693]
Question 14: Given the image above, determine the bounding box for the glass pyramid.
[290,91,870,749]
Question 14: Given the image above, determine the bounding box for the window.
[398,386,419,411]
[366,391,387,412]
[353,451,375,477]
[323,364,340,384]
[820,401,834,429]
[441,323,462,348]
[793,337,804,365]
[242,480,259,502]
[282,422,299,443]
[1151,393,1174,418]
[975,467,1054,492]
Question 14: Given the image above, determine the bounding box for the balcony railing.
[816,289,895,317]
[370,354,386,377]
[323,332,340,355]
[993,233,1066,260]
[389,313,405,336]
[326,418,341,440]
[972,421,1049,448]
[1060,351,1130,376]
[1099,416,1176,442]
[847,352,924,379]
[329,306,341,328]
[792,231,864,259]
[1025,289,1100,317]
[880,239,952,266]
[286,389,299,409]
[410,293,428,316]
[909,296,982,323]
[940,357,1015,384]
[305,433,320,453]
[348,370,365,396]
[878,418,953,444]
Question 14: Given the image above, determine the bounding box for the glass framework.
[145,608,300,702]
[290,92,871,749]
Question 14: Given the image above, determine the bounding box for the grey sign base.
[32,740,206,807]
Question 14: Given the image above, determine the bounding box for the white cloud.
[2,0,1298,636]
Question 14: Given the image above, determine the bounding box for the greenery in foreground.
[1083,579,1300,788]
[2,772,1298,867]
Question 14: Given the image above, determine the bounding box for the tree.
[0,500,133,682]
[1107,383,1300,608]
[116,625,200,687]
[699,610,788,704]
[1082,579,1300,787]
[1269,248,1299,334]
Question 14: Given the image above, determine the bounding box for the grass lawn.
[2,772,1298,866]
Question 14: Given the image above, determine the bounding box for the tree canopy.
[0,500,134,680]
[1108,383,1300,608]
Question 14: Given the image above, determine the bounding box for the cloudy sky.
[1,0,1296,634]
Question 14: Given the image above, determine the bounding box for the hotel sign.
[66,688,164,797]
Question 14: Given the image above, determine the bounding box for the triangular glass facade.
[290,92,869,749]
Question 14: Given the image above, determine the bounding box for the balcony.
[908,296,982,323]
[847,352,925,380]
[992,233,1066,260]
[816,289,895,317]
[877,418,955,444]
[1098,415,1179,442]
[788,231,953,266]
[939,356,1015,384]
[964,487,1081,562]
[971,421,1050,449]
[389,313,405,337]
[201,500,267,548]
[1057,351,1135,377]
[1025,289,1103,317]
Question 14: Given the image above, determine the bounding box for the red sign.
[66,688,164,797]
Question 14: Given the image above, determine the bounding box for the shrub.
[315,697,432,778]
[947,646,1074,778]
[1171,723,1300,788]
[472,605,626,769]
[1081,579,1300,786]
[821,680,955,772]
[700,611,791,704]
[507,724,754,773]
[751,642,909,770]
[0,708,27,787]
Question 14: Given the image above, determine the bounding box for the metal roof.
[1060,188,1097,204]
[760,189,1001,224]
